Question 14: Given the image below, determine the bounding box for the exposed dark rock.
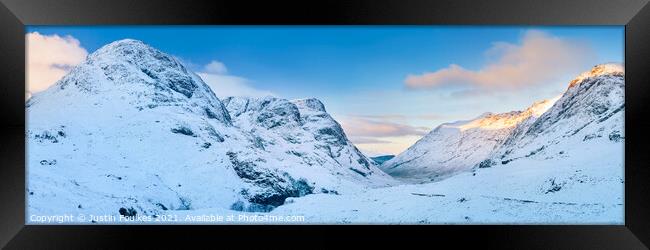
[171,126,195,137]
[226,152,314,208]
[525,146,546,157]
[609,130,624,142]
[155,203,168,210]
[477,159,495,168]
[544,178,564,194]
[230,201,245,211]
[349,168,368,177]
[119,207,137,217]
[177,197,191,210]
[39,159,57,166]
[33,131,59,143]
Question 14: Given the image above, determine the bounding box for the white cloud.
[204,60,228,74]
[351,114,444,122]
[349,136,391,144]
[26,32,88,98]
[405,30,595,90]
[340,117,429,138]
[197,60,273,98]
[340,115,434,155]
[353,135,424,156]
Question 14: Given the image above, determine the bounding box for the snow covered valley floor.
[28,148,624,225]
[62,141,621,225]
[269,159,623,224]
[165,146,623,225]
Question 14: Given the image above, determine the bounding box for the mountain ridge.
[383,63,624,183]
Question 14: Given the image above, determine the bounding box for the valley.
[26,39,624,224]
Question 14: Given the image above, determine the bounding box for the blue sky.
[26,26,624,155]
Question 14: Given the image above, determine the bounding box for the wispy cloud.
[340,114,439,155]
[26,32,88,99]
[350,114,444,122]
[204,60,228,74]
[197,59,274,98]
[405,30,595,90]
[348,137,392,144]
[416,114,445,120]
[340,117,429,138]
[352,114,409,120]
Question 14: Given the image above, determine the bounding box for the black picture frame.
[1,0,649,248]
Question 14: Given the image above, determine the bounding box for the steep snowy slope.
[488,64,624,167]
[27,39,246,217]
[292,98,388,182]
[382,98,557,182]
[26,39,392,220]
[221,96,393,188]
[231,64,624,224]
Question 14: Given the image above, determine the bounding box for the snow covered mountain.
[382,98,557,182]
[26,39,392,219]
[220,96,392,188]
[25,38,624,224]
[488,63,624,167]
[383,64,624,184]
[262,64,623,224]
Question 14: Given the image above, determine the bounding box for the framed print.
[1,0,649,248]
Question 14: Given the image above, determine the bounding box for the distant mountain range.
[370,155,395,165]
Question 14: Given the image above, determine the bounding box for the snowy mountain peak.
[88,39,177,68]
[28,38,232,124]
[496,64,624,161]
[568,63,624,89]
[92,39,147,53]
